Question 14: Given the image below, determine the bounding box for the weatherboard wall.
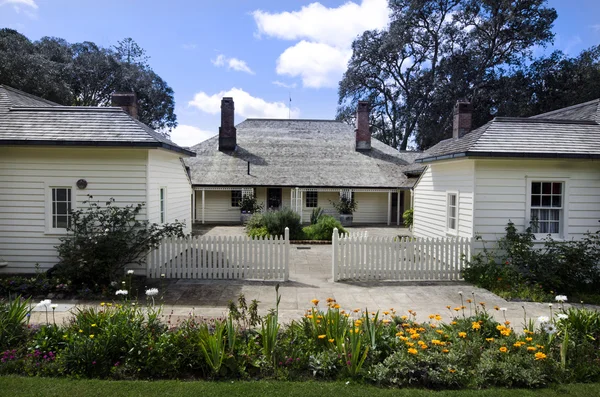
[0,147,148,273]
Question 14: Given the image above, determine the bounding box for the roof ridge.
[530,98,600,119]
[0,85,60,106]
[9,106,124,112]
[494,117,597,125]
[243,118,340,122]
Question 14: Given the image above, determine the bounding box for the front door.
[267,188,282,210]
[391,192,406,225]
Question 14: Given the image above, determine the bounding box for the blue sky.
[1,0,599,147]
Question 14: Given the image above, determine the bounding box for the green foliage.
[402,208,413,228]
[239,195,263,214]
[310,207,324,225]
[246,208,304,240]
[302,216,347,241]
[463,221,600,301]
[329,197,357,215]
[0,296,30,351]
[50,197,185,290]
[0,29,177,131]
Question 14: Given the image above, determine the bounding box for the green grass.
[1,376,599,397]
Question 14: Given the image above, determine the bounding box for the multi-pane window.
[305,191,318,208]
[51,188,72,229]
[447,193,457,231]
[160,188,166,223]
[231,190,242,207]
[530,182,562,234]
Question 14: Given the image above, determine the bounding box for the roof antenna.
[288,92,291,119]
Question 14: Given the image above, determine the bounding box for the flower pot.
[339,214,353,227]
[240,213,253,224]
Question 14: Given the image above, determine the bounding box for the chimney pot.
[355,101,371,151]
[453,99,473,139]
[219,97,236,151]
[111,92,138,119]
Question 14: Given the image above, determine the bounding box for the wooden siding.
[0,147,148,273]
[413,160,475,239]
[147,149,192,234]
[353,192,388,224]
[473,159,600,242]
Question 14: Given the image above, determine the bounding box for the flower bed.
[1,291,599,388]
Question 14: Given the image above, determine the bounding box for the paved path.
[29,226,589,331]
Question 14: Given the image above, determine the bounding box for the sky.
[1,0,599,148]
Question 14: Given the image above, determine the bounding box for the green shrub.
[302,216,347,241]
[329,197,357,215]
[239,195,263,214]
[259,208,304,240]
[0,296,30,351]
[402,208,413,228]
[310,207,324,225]
[50,197,185,291]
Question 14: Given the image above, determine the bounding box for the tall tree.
[337,0,557,150]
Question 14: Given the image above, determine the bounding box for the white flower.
[555,295,568,303]
[126,270,134,275]
[542,322,557,334]
[500,307,507,312]
[160,274,165,278]
[50,304,58,310]
[537,316,550,323]
[36,299,52,308]
[548,303,553,308]
[556,313,568,320]
[115,289,128,296]
[146,288,159,297]
[110,281,117,287]
[458,291,463,295]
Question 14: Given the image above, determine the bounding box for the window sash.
[160,188,165,223]
[52,188,72,229]
[305,191,318,208]
[447,193,457,231]
[530,181,563,235]
[231,190,242,207]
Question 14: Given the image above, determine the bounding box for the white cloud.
[212,54,255,75]
[592,24,600,32]
[181,43,197,50]
[276,41,351,88]
[170,124,215,147]
[272,80,297,89]
[252,0,389,88]
[0,0,37,8]
[189,87,299,119]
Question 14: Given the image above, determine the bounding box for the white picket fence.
[147,228,289,281]
[332,229,471,281]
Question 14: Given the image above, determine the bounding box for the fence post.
[284,227,290,281]
[332,227,339,282]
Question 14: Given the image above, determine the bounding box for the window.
[530,181,563,235]
[447,192,457,232]
[231,190,242,207]
[160,188,166,223]
[305,191,318,208]
[51,187,72,229]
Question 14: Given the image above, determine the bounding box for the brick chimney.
[355,101,371,151]
[111,92,138,119]
[453,99,472,139]
[219,97,236,151]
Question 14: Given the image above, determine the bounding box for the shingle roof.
[186,119,419,188]
[417,98,600,163]
[0,85,194,156]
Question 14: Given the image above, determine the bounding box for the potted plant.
[239,195,263,224]
[330,196,357,226]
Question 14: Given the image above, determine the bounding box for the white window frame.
[231,190,242,208]
[160,187,167,224]
[525,177,568,239]
[45,181,76,235]
[305,191,318,208]
[446,191,459,236]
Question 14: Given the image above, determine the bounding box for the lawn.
[1,376,599,397]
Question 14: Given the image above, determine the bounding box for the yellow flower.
[451,321,457,325]
[436,330,444,335]
[326,297,335,303]
[318,334,326,339]
[494,306,500,310]
[535,352,547,360]
[420,344,428,349]
[328,338,335,343]
[430,323,438,328]
[527,346,537,352]
[354,320,362,327]
[466,299,472,303]
[501,329,512,336]
[383,311,390,316]
[411,333,421,340]
[442,349,449,353]
[431,339,441,345]
[504,320,511,325]
[91,324,97,327]
[78,329,83,333]
[316,320,321,324]
[399,336,408,342]
[499,346,508,353]
[435,314,442,321]
[353,308,360,313]
[382,319,391,324]
[89,334,94,339]
[449,368,456,373]
[62,335,68,339]
[395,331,404,337]
[513,342,524,348]
[107,303,112,307]
[536,345,545,349]
[405,342,415,347]
[407,348,418,355]
[472,322,481,330]
[401,315,408,320]
[333,304,341,309]
[100,302,105,307]
[486,338,494,342]
[429,314,435,319]
[458,332,467,339]
[311,299,319,306]
[453,307,461,312]
[526,337,533,342]
[306,314,313,319]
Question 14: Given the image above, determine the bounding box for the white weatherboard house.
[0,85,195,273]
[412,99,600,245]
[185,98,422,225]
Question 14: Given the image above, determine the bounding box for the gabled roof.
[417,98,600,163]
[0,85,194,156]
[186,118,420,188]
